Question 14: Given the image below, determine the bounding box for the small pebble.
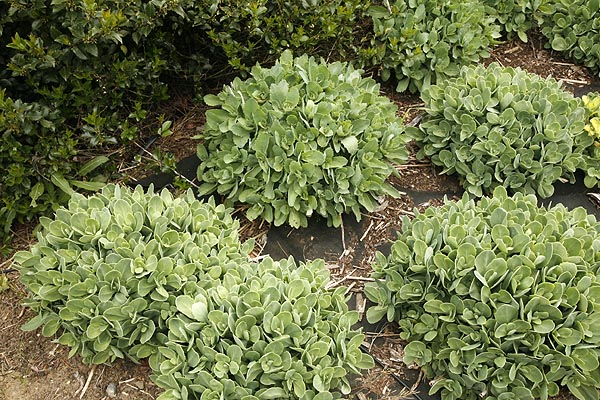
[106,382,118,398]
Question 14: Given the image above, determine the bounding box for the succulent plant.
[363,0,501,93]
[409,62,586,198]
[196,49,409,228]
[150,256,374,400]
[541,0,600,77]
[366,186,600,400]
[14,184,253,364]
[482,0,551,42]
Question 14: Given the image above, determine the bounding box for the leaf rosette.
[366,186,600,400]
[541,0,600,77]
[196,50,409,228]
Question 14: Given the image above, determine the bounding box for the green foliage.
[0,0,186,247]
[196,50,409,228]
[14,184,252,365]
[541,0,600,77]
[482,0,551,42]
[14,184,374,396]
[583,92,600,140]
[0,90,72,242]
[2,0,174,145]
[0,88,112,249]
[189,0,370,72]
[1,0,370,137]
[365,186,600,400]
[409,62,586,198]
[577,92,600,188]
[150,256,374,400]
[0,0,372,248]
[363,0,501,93]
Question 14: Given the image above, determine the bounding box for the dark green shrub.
[409,62,586,198]
[0,0,374,249]
[362,0,501,93]
[482,0,551,42]
[196,50,409,228]
[150,256,374,400]
[0,88,112,250]
[0,92,72,244]
[14,184,253,365]
[0,0,189,247]
[188,0,370,73]
[541,0,600,77]
[2,0,176,144]
[366,186,600,400]
[2,0,370,130]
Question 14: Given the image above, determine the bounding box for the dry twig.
[78,364,97,399]
[560,77,590,85]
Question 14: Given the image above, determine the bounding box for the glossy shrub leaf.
[79,156,110,176]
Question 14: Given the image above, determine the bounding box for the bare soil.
[1,32,598,400]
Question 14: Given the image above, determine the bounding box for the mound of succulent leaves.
[409,62,586,198]
[541,0,600,77]
[196,49,409,228]
[483,0,551,42]
[365,186,600,400]
[150,256,373,400]
[14,184,253,364]
[15,184,374,398]
[364,0,501,93]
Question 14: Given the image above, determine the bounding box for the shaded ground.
[1,32,600,400]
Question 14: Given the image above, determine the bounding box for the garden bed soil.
[2,34,600,400]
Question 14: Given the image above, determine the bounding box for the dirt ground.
[1,32,599,400]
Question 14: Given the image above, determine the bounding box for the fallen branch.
[340,216,347,252]
[551,61,576,66]
[503,46,521,55]
[346,276,375,282]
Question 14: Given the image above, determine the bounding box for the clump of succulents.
[14,184,253,364]
[196,49,409,228]
[366,186,600,400]
[150,256,374,400]
[541,0,600,77]
[409,62,586,198]
[482,0,551,42]
[362,0,501,93]
[15,184,375,399]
